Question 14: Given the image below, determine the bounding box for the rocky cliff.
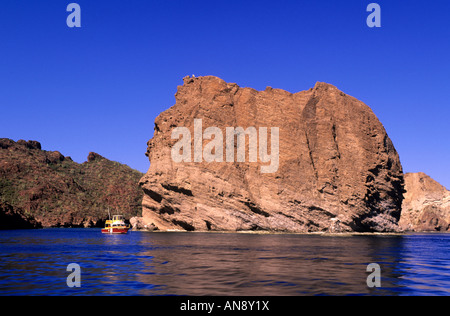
[399,172,450,231]
[138,76,404,232]
[0,138,143,228]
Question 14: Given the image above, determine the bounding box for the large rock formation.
[399,172,450,231]
[0,138,143,228]
[139,76,404,232]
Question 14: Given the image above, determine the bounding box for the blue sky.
[0,0,449,188]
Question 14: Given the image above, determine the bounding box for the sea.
[0,228,449,296]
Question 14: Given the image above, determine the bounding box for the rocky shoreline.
[135,76,448,234]
[1,77,448,233]
[129,226,410,236]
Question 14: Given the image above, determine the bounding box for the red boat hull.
[101,227,129,234]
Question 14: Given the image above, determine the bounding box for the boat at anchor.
[101,215,130,234]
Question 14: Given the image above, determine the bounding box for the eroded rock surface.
[139,76,404,232]
[399,172,450,231]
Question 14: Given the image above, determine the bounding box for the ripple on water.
[0,229,449,295]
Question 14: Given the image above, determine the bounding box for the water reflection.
[0,229,449,295]
[132,233,449,296]
[393,234,450,295]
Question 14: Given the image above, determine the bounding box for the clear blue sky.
[1,0,449,189]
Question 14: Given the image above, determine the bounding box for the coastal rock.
[130,216,158,231]
[399,172,450,231]
[139,76,404,232]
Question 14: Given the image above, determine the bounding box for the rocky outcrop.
[0,202,42,229]
[399,172,450,231]
[138,76,404,232]
[87,152,105,162]
[0,139,143,229]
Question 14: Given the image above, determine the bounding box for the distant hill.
[0,138,143,229]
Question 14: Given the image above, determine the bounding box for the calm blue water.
[0,229,449,296]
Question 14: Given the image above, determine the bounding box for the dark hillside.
[0,138,143,228]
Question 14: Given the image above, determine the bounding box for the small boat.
[101,215,130,234]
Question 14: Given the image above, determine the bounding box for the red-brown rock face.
[139,76,404,232]
[399,172,450,231]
